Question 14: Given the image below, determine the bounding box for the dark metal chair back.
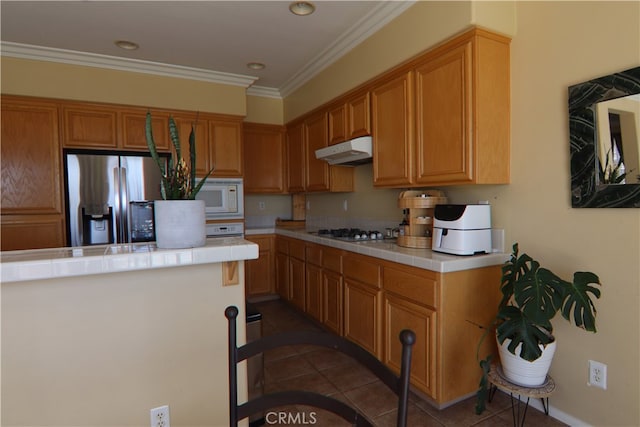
[226,305,415,427]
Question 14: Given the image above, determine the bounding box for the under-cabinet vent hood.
[315,136,372,166]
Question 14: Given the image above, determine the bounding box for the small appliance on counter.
[432,204,492,256]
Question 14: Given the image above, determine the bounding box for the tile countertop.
[246,227,508,273]
[0,237,259,283]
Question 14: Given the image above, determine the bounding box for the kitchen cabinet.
[372,28,510,187]
[286,121,306,193]
[371,71,415,187]
[121,109,171,151]
[343,253,383,358]
[208,117,243,177]
[276,234,501,405]
[245,235,275,297]
[285,112,354,194]
[1,96,65,250]
[327,90,371,145]
[275,237,290,300]
[63,103,119,149]
[414,29,510,185]
[289,238,306,311]
[243,123,286,193]
[322,247,344,335]
[305,244,323,322]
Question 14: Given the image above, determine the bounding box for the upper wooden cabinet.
[285,115,354,194]
[208,117,243,177]
[371,71,415,187]
[1,96,65,250]
[373,28,510,187]
[243,123,286,194]
[121,109,171,151]
[63,104,119,149]
[328,91,371,145]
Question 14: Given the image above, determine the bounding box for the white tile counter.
[0,237,259,283]
[249,227,508,273]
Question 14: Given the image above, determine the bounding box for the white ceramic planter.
[497,335,556,387]
[154,199,206,249]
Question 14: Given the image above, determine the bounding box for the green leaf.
[475,355,493,415]
[514,265,567,330]
[561,271,601,332]
[497,306,554,361]
[168,116,181,160]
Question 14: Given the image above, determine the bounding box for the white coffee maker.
[432,204,492,256]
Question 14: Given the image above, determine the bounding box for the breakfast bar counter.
[1,238,258,427]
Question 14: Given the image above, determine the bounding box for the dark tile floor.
[252,298,568,427]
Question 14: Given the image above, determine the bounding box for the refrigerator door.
[121,156,164,243]
[67,154,119,247]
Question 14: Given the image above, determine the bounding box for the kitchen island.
[1,237,258,427]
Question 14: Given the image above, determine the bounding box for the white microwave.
[195,178,244,220]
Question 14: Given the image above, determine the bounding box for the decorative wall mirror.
[569,66,640,208]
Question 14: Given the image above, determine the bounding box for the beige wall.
[286,1,640,426]
[0,56,247,116]
[1,264,248,426]
[245,94,284,124]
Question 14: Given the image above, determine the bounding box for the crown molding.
[278,0,416,97]
[0,41,259,88]
[246,85,282,99]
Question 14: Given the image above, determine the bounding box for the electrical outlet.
[588,360,607,390]
[343,199,348,211]
[258,201,265,210]
[150,405,170,427]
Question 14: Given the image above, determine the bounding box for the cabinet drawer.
[247,235,273,251]
[289,239,306,260]
[322,248,342,273]
[344,254,381,288]
[384,265,438,308]
[306,244,322,266]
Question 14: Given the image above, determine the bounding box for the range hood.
[315,136,372,166]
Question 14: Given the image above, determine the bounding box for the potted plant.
[145,111,215,248]
[476,243,601,414]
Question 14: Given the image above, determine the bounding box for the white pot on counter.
[154,199,206,249]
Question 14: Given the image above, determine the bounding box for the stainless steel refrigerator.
[65,153,165,247]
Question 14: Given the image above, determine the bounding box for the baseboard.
[497,389,592,427]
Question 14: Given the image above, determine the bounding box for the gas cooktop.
[313,228,391,242]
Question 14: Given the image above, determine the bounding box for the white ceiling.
[0,1,414,97]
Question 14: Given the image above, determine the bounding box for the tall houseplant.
[476,243,601,414]
[145,112,215,248]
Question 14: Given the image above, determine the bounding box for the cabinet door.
[304,111,330,192]
[209,118,243,177]
[275,252,290,300]
[305,263,323,322]
[415,41,473,184]
[1,214,65,251]
[121,110,170,151]
[344,279,382,357]
[1,99,62,215]
[243,123,286,193]
[328,103,347,145]
[63,105,118,148]
[384,293,437,398]
[245,236,274,297]
[347,91,371,139]
[290,257,306,311]
[371,71,414,187]
[286,121,305,193]
[323,269,343,335]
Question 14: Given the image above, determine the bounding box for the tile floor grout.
[253,298,567,427]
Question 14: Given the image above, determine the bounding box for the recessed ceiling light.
[289,1,315,16]
[114,40,139,50]
[247,62,266,70]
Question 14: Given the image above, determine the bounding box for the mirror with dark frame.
[569,66,640,208]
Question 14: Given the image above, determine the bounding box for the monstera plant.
[476,243,601,414]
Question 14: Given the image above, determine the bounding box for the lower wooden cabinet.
[245,235,275,297]
[274,236,501,406]
[383,292,437,396]
[344,278,382,358]
[0,215,66,251]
